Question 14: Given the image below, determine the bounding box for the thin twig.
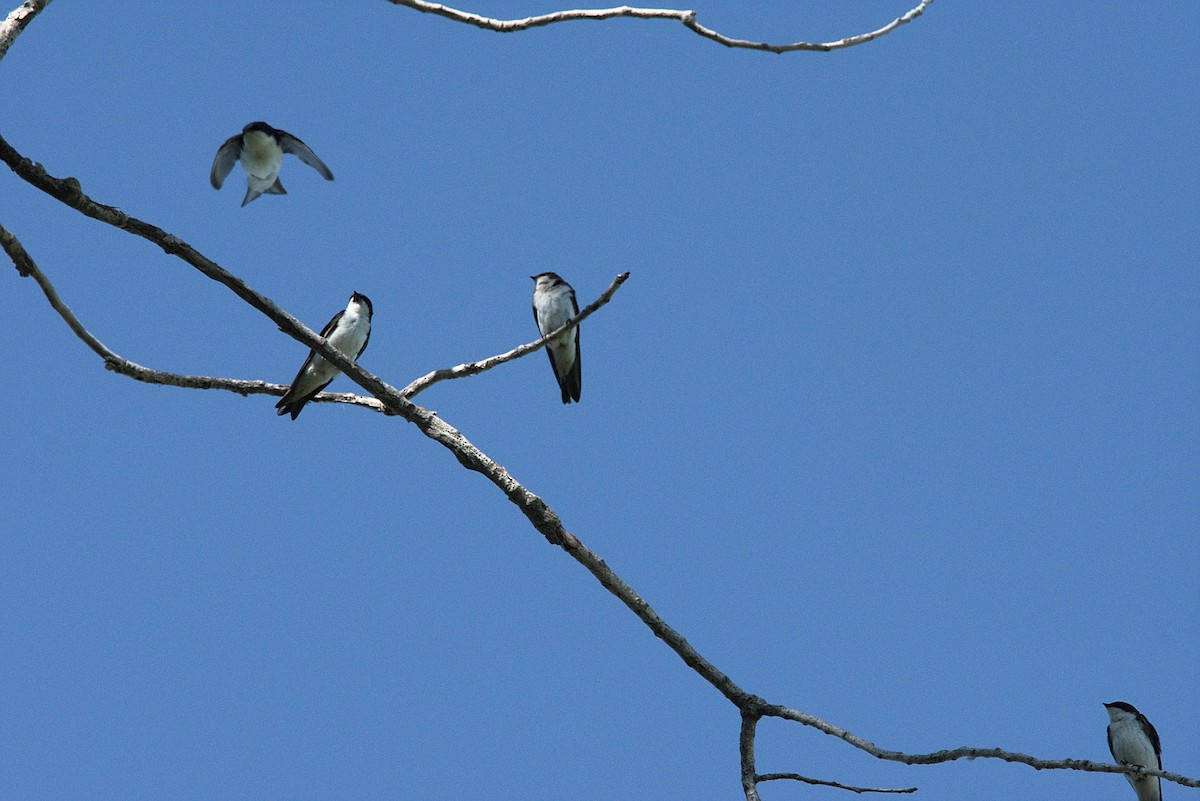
[757,774,918,795]
[385,0,934,54]
[400,272,630,399]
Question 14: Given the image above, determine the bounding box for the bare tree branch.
[0,0,48,62]
[755,701,1200,788]
[385,0,935,54]
[740,711,763,801]
[757,774,917,795]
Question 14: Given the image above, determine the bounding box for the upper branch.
[0,0,49,62]
[385,0,934,54]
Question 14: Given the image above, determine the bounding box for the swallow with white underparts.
[531,272,581,404]
[275,292,372,420]
[210,121,334,206]
[1105,701,1163,801]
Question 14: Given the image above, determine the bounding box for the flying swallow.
[276,292,373,420]
[1105,701,1163,801]
[531,272,581,404]
[210,121,334,206]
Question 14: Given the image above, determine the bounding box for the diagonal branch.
[0,130,751,694]
[385,0,934,54]
[400,271,629,399]
[6,134,1200,798]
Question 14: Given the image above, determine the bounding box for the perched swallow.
[276,292,373,420]
[531,272,582,404]
[210,121,334,206]
[1105,701,1162,801]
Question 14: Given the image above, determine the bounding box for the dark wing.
[356,326,371,360]
[210,134,242,189]
[275,350,333,419]
[565,328,581,403]
[1138,711,1163,768]
[275,342,326,417]
[547,347,571,404]
[566,286,581,402]
[277,131,334,181]
[316,308,345,339]
[275,310,344,419]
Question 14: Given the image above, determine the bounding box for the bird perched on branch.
[1105,701,1162,801]
[210,121,334,206]
[276,292,372,420]
[531,272,581,404]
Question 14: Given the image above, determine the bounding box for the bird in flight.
[211,121,334,206]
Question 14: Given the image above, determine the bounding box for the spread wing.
[210,134,242,189]
[277,130,334,181]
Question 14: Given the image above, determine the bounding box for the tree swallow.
[1105,701,1162,801]
[210,121,334,206]
[531,272,581,404]
[276,292,373,420]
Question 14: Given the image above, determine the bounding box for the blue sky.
[1,2,1197,799]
